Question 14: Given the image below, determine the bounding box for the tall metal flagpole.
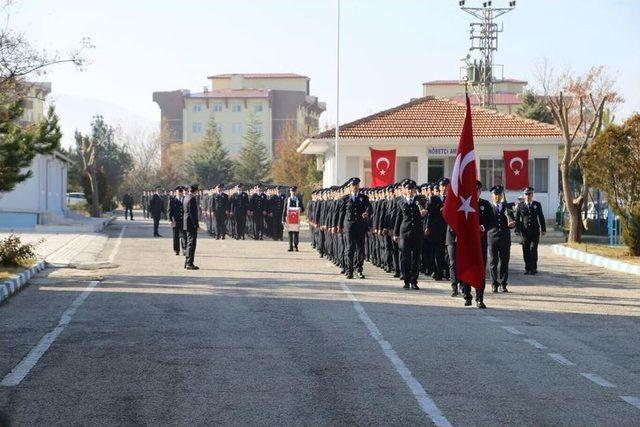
[334,0,341,185]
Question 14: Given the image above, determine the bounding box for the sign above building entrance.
[427,147,457,156]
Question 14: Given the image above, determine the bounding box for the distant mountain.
[48,94,158,148]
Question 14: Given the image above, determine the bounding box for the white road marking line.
[523,338,547,350]
[340,283,451,427]
[620,395,640,410]
[1,280,100,387]
[580,373,616,388]
[483,315,503,323]
[501,326,523,335]
[548,353,576,366]
[108,225,127,263]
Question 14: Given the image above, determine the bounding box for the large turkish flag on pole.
[442,95,485,289]
[370,148,396,186]
[503,149,529,190]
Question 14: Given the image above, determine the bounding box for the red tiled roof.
[423,78,527,85]
[451,92,523,105]
[188,89,270,99]
[314,97,562,139]
[207,73,308,79]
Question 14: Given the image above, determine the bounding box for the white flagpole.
[334,0,341,185]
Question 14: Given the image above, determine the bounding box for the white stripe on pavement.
[620,396,640,410]
[523,338,547,350]
[501,326,523,335]
[1,280,100,387]
[341,283,452,427]
[108,225,127,263]
[580,373,616,388]
[548,353,576,366]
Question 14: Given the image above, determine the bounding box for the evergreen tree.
[234,115,271,183]
[517,91,554,124]
[183,117,234,187]
[0,100,62,193]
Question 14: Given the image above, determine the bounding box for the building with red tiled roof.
[298,96,563,217]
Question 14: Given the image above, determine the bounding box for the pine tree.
[517,91,554,124]
[183,117,234,187]
[0,100,62,193]
[234,115,271,183]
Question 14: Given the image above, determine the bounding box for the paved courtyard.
[1,216,639,425]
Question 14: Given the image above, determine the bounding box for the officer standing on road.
[183,184,200,270]
[516,187,546,275]
[213,183,229,240]
[169,186,186,256]
[231,184,250,240]
[393,180,426,290]
[122,193,134,221]
[283,186,304,252]
[338,177,372,279]
[148,188,165,237]
[488,185,516,293]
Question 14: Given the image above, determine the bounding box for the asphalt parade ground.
[1,216,639,426]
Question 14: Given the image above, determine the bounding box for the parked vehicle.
[66,192,87,206]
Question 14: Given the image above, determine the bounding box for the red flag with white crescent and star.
[503,149,529,190]
[442,95,485,289]
[370,148,396,187]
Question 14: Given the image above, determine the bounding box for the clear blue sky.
[10,0,640,144]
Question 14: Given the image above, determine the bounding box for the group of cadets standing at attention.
[307,177,545,309]
[141,183,304,269]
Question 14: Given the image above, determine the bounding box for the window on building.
[193,103,202,113]
[232,123,242,134]
[192,122,202,133]
[216,123,224,134]
[232,103,242,112]
[363,159,372,187]
[254,123,263,134]
[214,103,224,112]
[528,158,549,192]
[427,159,444,182]
[254,103,263,113]
[479,159,504,190]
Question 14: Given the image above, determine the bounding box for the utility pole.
[459,0,516,110]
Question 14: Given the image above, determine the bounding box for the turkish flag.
[503,149,529,190]
[443,95,485,289]
[370,149,396,186]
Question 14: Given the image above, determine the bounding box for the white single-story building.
[298,96,564,218]
[0,151,72,229]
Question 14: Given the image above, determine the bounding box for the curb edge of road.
[552,244,640,276]
[0,260,47,305]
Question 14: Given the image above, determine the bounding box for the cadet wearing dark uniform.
[516,186,546,275]
[169,186,186,256]
[488,185,516,293]
[338,178,372,279]
[231,184,250,240]
[183,184,200,270]
[283,186,304,251]
[213,184,229,240]
[427,178,449,281]
[148,189,165,237]
[122,193,134,220]
[393,180,425,290]
[251,186,269,240]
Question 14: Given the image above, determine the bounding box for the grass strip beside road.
[564,243,640,265]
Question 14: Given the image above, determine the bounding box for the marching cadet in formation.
[169,186,186,256]
[213,183,229,240]
[515,187,545,275]
[250,185,269,240]
[339,177,372,279]
[393,180,427,290]
[488,185,516,293]
[231,183,250,240]
[183,183,200,270]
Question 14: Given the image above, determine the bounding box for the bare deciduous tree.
[537,61,621,242]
